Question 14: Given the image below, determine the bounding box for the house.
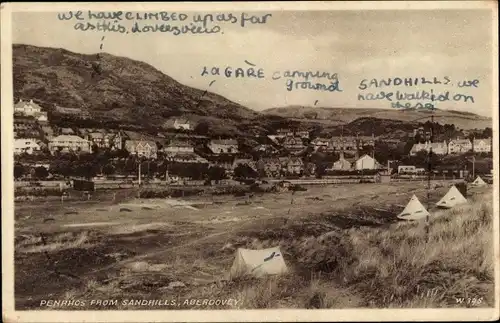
[276,128,294,137]
[447,139,472,154]
[329,135,376,151]
[311,138,329,151]
[14,138,40,155]
[48,135,91,154]
[473,138,492,153]
[253,144,278,154]
[60,128,75,136]
[14,99,48,122]
[173,119,192,131]
[124,140,158,159]
[87,132,105,147]
[166,153,208,164]
[410,141,448,156]
[329,137,358,151]
[163,118,192,131]
[87,131,122,149]
[55,105,82,115]
[14,99,42,115]
[163,140,194,154]
[398,165,416,174]
[282,136,305,152]
[354,154,382,170]
[279,157,303,174]
[332,152,353,170]
[261,158,281,177]
[13,116,37,131]
[208,139,239,154]
[108,132,123,150]
[295,130,310,139]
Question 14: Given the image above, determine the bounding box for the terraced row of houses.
[409,138,492,155]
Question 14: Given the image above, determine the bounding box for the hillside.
[12,44,259,128]
[263,106,492,130]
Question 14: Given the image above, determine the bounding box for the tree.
[102,163,115,177]
[14,164,26,180]
[34,166,49,180]
[208,166,227,182]
[234,164,257,179]
[194,121,210,136]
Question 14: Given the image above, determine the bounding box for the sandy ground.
[13,181,487,309]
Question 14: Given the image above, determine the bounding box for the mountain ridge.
[12,43,259,129]
[262,106,492,130]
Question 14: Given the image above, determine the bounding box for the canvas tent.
[436,185,468,209]
[471,176,487,186]
[397,195,430,221]
[229,246,288,280]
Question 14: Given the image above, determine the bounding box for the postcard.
[1,1,499,322]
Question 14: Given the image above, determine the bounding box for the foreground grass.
[16,186,494,309]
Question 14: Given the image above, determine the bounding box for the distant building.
[14,99,48,123]
[329,135,376,152]
[332,152,353,170]
[280,157,304,174]
[166,153,208,164]
[48,135,91,154]
[252,144,278,154]
[14,99,42,115]
[262,158,281,177]
[410,141,448,156]
[173,119,192,131]
[124,140,158,159]
[87,131,122,150]
[54,105,90,118]
[60,128,75,136]
[448,139,472,154]
[163,140,194,154]
[163,118,193,131]
[354,154,382,170]
[473,138,492,153]
[398,165,416,174]
[282,136,305,152]
[208,139,238,154]
[14,138,40,155]
[311,138,329,151]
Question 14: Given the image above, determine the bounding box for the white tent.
[397,195,430,221]
[471,176,487,186]
[229,246,288,280]
[436,185,468,209]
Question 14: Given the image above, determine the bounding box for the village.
[13,98,494,188]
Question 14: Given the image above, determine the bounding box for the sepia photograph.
[1,1,499,322]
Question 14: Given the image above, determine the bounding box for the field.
[14,181,494,310]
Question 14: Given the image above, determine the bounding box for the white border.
[2,2,499,322]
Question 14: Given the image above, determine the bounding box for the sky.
[11,9,494,117]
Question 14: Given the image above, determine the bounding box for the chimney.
[30,99,33,103]
[339,150,344,159]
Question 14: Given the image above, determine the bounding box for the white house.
[410,141,448,156]
[49,135,92,154]
[473,138,492,153]
[173,119,192,131]
[14,138,40,155]
[398,165,416,174]
[163,140,194,153]
[14,99,42,115]
[208,139,238,154]
[448,139,472,154]
[354,154,382,170]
